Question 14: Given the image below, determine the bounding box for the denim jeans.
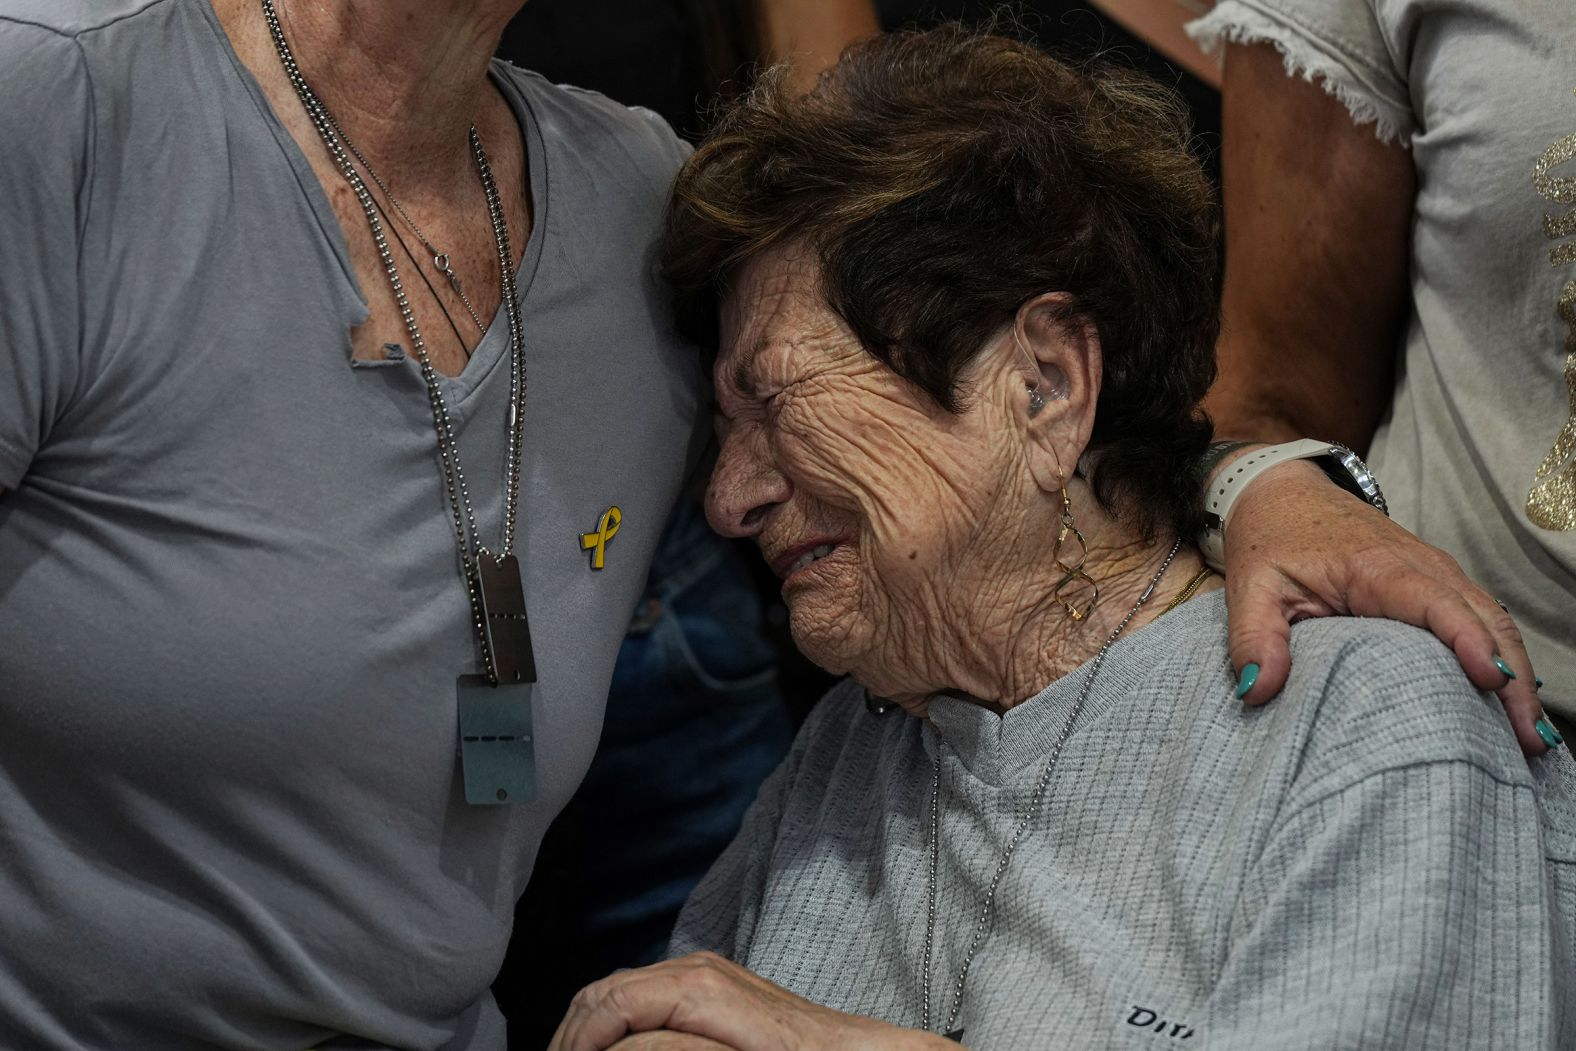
[499,497,792,1047]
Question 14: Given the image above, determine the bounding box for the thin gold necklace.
[1162,565,1215,614]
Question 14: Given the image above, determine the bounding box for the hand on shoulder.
[1220,457,1552,756]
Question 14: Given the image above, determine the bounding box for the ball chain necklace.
[264,2,489,338]
[262,0,538,804]
[919,538,1182,1041]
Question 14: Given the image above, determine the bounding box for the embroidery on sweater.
[1527,85,1576,531]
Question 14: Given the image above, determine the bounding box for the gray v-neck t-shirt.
[0,0,703,1047]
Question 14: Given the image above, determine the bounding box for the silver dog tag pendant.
[457,675,536,805]
[476,552,536,684]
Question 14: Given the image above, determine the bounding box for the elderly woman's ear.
[1012,292,1102,494]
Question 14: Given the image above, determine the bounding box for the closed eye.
[755,388,786,419]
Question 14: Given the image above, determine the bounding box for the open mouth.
[786,543,838,576]
[771,538,845,580]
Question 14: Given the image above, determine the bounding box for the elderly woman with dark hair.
[550,27,1576,1051]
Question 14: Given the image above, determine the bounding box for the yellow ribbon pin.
[579,506,622,570]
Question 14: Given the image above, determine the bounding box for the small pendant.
[457,674,535,805]
[944,1028,965,1042]
[476,552,536,684]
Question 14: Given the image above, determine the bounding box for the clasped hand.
[547,951,952,1051]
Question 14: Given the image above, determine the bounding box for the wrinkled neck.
[879,484,1208,718]
[242,0,522,184]
[980,535,1201,714]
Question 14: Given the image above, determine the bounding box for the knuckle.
[569,978,609,1014]
[1486,610,1526,646]
[1227,576,1285,611]
[1503,688,1540,712]
[1424,562,1465,589]
[689,964,731,998]
[1229,631,1274,653]
[602,976,646,1019]
[1421,547,1465,578]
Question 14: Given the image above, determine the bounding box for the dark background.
[498,2,1218,168]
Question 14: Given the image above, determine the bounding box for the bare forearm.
[1204,42,1414,453]
[1206,323,1394,449]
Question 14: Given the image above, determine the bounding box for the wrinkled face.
[707,246,1027,687]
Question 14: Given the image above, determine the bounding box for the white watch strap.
[1198,439,1333,570]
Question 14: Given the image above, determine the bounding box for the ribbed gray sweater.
[671,593,1576,1048]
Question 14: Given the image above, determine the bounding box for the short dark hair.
[663,25,1220,542]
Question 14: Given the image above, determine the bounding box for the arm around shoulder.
[1178,34,1510,723]
[1194,50,1544,737]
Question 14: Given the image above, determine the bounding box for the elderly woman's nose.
[706,435,791,537]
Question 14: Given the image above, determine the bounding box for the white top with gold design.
[1190,0,1576,719]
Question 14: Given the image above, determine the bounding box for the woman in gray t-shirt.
[548,27,1576,1051]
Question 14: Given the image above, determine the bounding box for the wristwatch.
[1199,439,1388,569]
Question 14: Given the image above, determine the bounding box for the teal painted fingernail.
[1535,718,1564,748]
[1493,656,1516,680]
[1536,678,1544,691]
[1235,663,1260,700]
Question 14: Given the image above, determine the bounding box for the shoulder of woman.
[1281,615,1534,804]
[489,60,690,179]
[0,14,93,159]
[1186,0,1415,145]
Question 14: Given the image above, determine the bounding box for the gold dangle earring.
[1026,349,1097,621]
[1049,460,1098,622]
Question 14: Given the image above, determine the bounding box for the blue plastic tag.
[457,675,536,805]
